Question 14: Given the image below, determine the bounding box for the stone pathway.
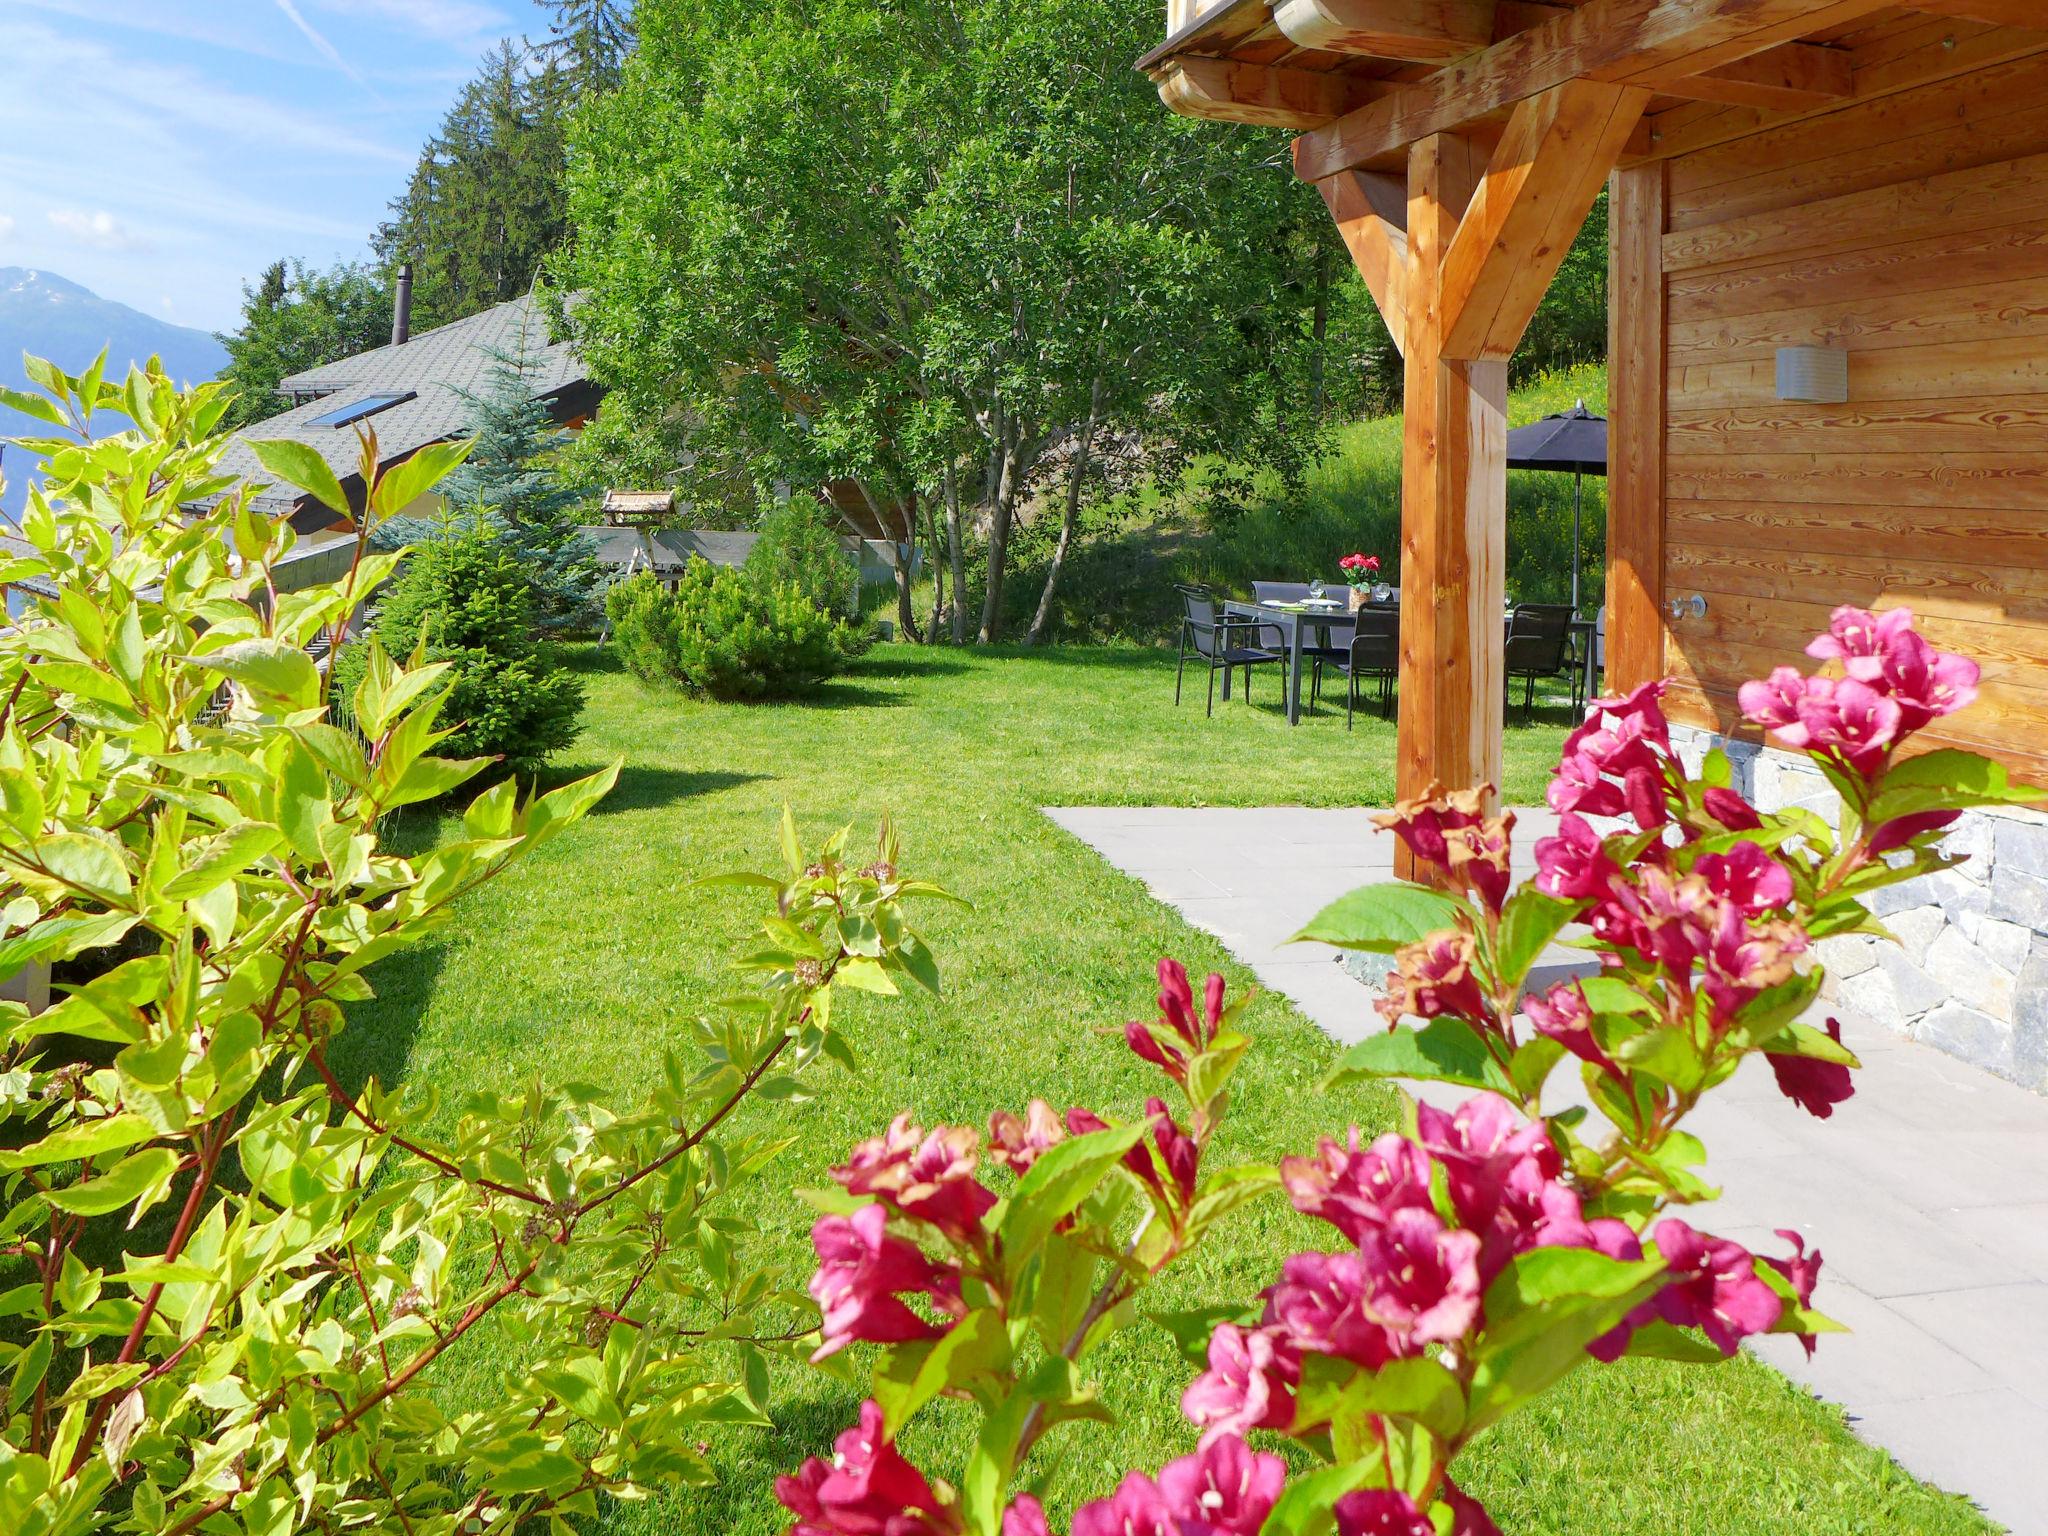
[1046,804,2048,1533]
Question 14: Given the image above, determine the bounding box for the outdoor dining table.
[1221,600,1600,726]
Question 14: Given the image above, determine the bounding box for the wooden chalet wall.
[1611,42,2048,782]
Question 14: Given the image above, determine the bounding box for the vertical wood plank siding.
[1649,50,2048,780]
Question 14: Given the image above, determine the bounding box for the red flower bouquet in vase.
[1339,552,1381,611]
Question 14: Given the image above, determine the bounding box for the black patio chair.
[1253,581,1348,664]
[1174,584,1282,717]
[1505,603,1576,722]
[1310,608,1399,729]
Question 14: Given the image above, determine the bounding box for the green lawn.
[338,642,1994,1536]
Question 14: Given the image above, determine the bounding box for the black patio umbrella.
[1505,400,1607,612]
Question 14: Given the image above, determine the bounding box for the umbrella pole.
[1570,471,1583,612]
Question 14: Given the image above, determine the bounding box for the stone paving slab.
[1045,804,2048,1532]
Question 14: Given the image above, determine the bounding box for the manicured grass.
[338,643,1994,1536]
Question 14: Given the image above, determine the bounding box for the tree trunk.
[857,479,922,644]
[923,490,947,642]
[945,458,966,644]
[977,427,1024,645]
[1311,232,1330,422]
[1024,379,1102,646]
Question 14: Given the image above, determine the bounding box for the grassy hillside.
[1005,363,1610,644]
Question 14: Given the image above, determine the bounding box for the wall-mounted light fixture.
[1776,344,1849,404]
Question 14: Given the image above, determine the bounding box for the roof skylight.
[306,391,415,429]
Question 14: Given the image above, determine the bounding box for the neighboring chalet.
[1145,1,2048,1090]
[211,279,600,537]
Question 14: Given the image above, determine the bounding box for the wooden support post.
[1397,131,1508,884]
[1605,161,1668,695]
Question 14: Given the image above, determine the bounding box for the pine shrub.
[337,525,585,774]
[605,563,858,699]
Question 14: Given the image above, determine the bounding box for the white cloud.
[47,209,152,253]
[0,214,15,241]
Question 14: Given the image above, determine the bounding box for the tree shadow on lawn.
[326,938,449,1107]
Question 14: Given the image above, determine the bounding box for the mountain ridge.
[1,267,230,518]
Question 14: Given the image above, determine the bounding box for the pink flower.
[1129,960,1228,1082]
[1702,786,1763,832]
[1806,604,1915,666]
[1796,676,1902,777]
[1866,628,1979,731]
[1694,841,1793,916]
[1868,808,1962,856]
[1137,1096,1201,1210]
[1280,1127,1434,1244]
[1072,1473,1176,1536]
[1522,981,1616,1077]
[1181,1323,1301,1443]
[808,1205,961,1361]
[988,1100,1065,1175]
[1737,666,1807,735]
[1333,1491,1434,1536]
[1371,784,1496,867]
[1003,1498,1051,1536]
[1443,811,1516,914]
[1069,1439,1284,1536]
[1155,1434,1287,1536]
[1378,930,1491,1030]
[776,1400,957,1536]
[1546,749,1627,819]
[1415,1094,1558,1234]
[1766,1016,1854,1120]
[834,1115,997,1246]
[1763,1228,1825,1359]
[1532,812,1614,902]
[1652,1220,1782,1355]
[1265,1212,1483,1367]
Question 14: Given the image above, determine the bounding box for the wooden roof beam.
[1158,58,1397,129]
[1272,0,1497,61]
[1651,39,1852,109]
[1439,79,1651,358]
[1320,170,1411,353]
[1895,2,2048,27]
[1294,0,1895,181]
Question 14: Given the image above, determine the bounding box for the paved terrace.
[1046,805,2048,1533]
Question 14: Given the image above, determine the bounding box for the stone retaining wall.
[1668,724,2048,1093]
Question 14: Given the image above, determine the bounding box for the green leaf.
[1292,883,1470,953]
[2,1113,154,1171]
[160,823,282,901]
[1466,1248,1667,1433]
[1507,1036,1565,1102]
[248,437,349,517]
[1619,1319,1725,1364]
[1144,1301,1262,1368]
[1761,1020,1860,1067]
[872,1308,1012,1434]
[206,638,320,709]
[1000,1121,1149,1280]
[1868,749,2045,823]
[1616,1027,1705,1094]
[0,384,66,427]
[961,1389,1032,1536]
[1324,1017,1511,1094]
[1320,1356,1466,1447]
[34,832,134,903]
[42,1147,180,1220]
[1494,889,1580,993]
[1258,1459,1382,1536]
[369,438,473,522]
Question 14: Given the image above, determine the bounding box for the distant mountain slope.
[0,268,229,518]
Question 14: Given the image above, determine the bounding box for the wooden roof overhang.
[1139,0,2048,880]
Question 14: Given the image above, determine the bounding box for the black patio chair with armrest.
[1174,584,1282,717]
[1504,603,1576,722]
[1310,608,1399,729]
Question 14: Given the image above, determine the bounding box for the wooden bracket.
[1440,80,1650,359]
[1318,170,1411,355]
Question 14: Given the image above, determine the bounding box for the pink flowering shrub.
[773,607,2038,1535]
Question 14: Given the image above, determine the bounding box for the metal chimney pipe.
[391,263,413,346]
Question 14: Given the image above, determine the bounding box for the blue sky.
[0,0,560,335]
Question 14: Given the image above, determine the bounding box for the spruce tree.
[375,329,602,631]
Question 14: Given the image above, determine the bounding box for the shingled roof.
[211,293,590,521]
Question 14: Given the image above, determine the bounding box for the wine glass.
[1308,578,1325,603]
